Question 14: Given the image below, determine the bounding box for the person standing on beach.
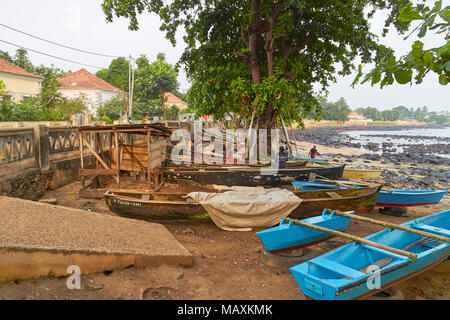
[308,146,319,159]
[278,146,289,168]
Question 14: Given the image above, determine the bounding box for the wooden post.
[284,217,418,262]
[147,131,151,187]
[114,131,120,189]
[280,115,297,159]
[332,210,450,243]
[79,132,85,189]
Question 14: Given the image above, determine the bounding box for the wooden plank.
[79,132,85,189]
[333,211,450,243]
[80,169,119,176]
[284,217,418,262]
[114,131,120,188]
[326,192,343,199]
[118,141,147,172]
[413,224,450,237]
[82,136,110,170]
[147,131,151,185]
[312,256,366,279]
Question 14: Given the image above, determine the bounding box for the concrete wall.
[0,125,94,200]
[0,72,42,103]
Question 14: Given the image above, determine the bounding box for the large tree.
[102,0,409,129]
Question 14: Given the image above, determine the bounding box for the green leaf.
[412,41,424,50]
[439,74,448,85]
[398,9,422,23]
[371,71,381,84]
[394,69,413,84]
[422,51,434,65]
[439,6,450,23]
[445,61,450,72]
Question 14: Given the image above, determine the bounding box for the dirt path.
[0,173,448,300]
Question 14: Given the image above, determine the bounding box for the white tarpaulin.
[186,187,302,231]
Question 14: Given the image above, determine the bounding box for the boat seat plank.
[311,257,365,279]
[326,192,343,199]
[361,244,410,261]
[412,224,450,237]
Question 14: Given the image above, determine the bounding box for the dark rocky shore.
[291,125,450,167]
[289,125,450,190]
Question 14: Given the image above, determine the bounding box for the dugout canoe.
[104,181,380,222]
[290,183,382,218]
[164,163,346,187]
[292,181,448,208]
[342,169,383,179]
[257,209,353,253]
[290,209,450,300]
[104,189,210,221]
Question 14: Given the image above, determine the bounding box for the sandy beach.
[0,128,448,301]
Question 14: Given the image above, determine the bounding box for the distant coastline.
[301,119,449,130]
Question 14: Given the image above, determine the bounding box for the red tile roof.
[164,92,186,104]
[57,69,124,93]
[0,57,44,79]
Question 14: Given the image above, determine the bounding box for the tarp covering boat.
[186,187,302,231]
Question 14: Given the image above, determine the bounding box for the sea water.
[339,126,450,158]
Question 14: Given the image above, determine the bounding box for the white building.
[57,69,125,115]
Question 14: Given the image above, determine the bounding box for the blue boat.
[256,210,353,253]
[292,181,448,208]
[292,180,348,191]
[376,189,448,207]
[298,157,328,163]
[290,209,450,300]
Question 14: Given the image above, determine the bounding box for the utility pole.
[128,55,131,120]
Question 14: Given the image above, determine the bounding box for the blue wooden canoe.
[292,181,448,208]
[376,189,448,207]
[290,209,450,300]
[256,209,353,253]
[292,181,348,191]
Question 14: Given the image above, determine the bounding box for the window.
[21,94,32,101]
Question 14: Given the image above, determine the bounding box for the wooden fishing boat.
[256,209,353,253]
[342,169,383,179]
[290,209,450,300]
[104,181,380,221]
[292,181,448,208]
[290,182,382,218]
[376,189,448,207]
[165,163,346,187]
[104,189,210,221]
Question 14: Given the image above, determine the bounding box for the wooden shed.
[77,123,171,195]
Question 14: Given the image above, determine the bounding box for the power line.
[0,22,121,59]
[0,39,106,69]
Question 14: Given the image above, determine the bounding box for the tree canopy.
[102,0,410,128]
[96,53,179,105]
[319,97,352,122]
[353,0,450,87]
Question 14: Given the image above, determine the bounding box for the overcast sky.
[0,0,448,112]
